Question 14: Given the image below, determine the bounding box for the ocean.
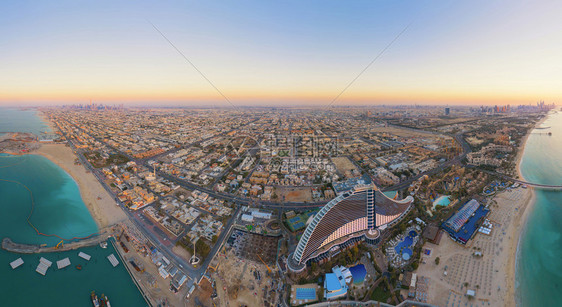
[0,107,52,136]
[0,108,147,306]
[516,110,562,306]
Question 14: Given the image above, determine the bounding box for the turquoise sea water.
[0,108,52,136]
[0,108,146,306]
[517,111,562,306]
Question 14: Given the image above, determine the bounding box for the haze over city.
[2,0,562,106]
[2,2,562,307]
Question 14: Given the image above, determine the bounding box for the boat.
[76,264,82,270]
[91,291,100,307]
[99,293,111,307]
[100,241,108,249]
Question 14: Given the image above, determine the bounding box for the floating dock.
[78,252,91,261]
[56,257,71,269]
[10,258,24,269]
[107,254,119,267]
[36,257,52,276]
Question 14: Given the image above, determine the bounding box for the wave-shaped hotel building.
[288,184,414,272]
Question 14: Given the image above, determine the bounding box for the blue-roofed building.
[349,264,367,284]
[324,266,350,300]
[442,199,490,244]
[325,273,340,291]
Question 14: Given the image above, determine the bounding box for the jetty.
[3,238,40,253]
[107,254,119,267]
[10,258,24,269]
[36,257,52,276]
[56,257,71,269]
[2,229,111,254]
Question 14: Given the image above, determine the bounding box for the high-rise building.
[445,107,450,115]
[287,184,413,272]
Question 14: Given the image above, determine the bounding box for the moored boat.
[91,291,100,307]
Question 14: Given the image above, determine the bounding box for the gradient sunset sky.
[1,0,561,106]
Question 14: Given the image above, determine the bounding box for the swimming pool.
[402,248,412,260]
[432,195,451,209]
[296,287,316,300]
[395,231,418,260]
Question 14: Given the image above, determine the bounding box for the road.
[59,116,474,293]
[382,132,471,192]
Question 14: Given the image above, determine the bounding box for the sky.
[1,0,561,106]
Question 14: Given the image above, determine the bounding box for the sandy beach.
[38,110,57,132]
[416,186,532,306]
[415,117,545,307]
[34,111,127,228]
[503,115,548,306]
[34,143,127,229]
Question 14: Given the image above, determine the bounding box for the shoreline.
[414,113,548,307]
[2,111,176,306]
[35,110,127,230]
[32,144,128,229]
[505,114,548,306]
[37,110,56,133]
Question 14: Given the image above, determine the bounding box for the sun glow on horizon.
[1,1,561,106]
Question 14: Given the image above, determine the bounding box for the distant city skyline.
[2,0,562,106]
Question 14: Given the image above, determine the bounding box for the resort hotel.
[288,182,414,272]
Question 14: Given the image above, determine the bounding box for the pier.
[479,169,562,190]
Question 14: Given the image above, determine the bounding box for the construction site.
[0,132,42,154]
[229,229,280,265]
[188,229,283,307]
[111,221,186,307]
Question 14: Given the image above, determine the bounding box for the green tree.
[435,257,440,265]
[311,262,318,273]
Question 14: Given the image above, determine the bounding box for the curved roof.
[374,189,413,224]
[292,186,413,265]
[293,190,368,264]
